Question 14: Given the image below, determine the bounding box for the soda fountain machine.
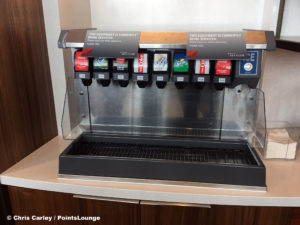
[58,30,275,190]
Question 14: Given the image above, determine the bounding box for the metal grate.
[70,141,257,166]
[91,124,220,138]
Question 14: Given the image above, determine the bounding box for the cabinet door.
[8,186,139,225]
[141,204,292,225]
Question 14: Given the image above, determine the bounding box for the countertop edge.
[1,175,300,207]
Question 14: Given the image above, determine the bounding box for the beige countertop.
[1,136,300,206]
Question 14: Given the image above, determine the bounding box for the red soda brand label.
[138,53,144,73]
[116,58,126,64]
[74,51,89,71]
[215,60,231,75]
[200,60,206,74]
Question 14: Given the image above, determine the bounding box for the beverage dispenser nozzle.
[213,60,232,91]
[93,57,111,87]
[152,52,170,89]
[132,53,150,88]
[112,58,130,87]
[192,59,211,89]
[74,50,92,86]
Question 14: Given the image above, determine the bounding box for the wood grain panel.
[291,208,300,225]
[139,31,267,45]
[0,0,57,224]
[8,186,140,225]
[0,0,57,174]
[244,31,267,44]
[254,206,293,225]
[140,32,187,44]
[141,204,293,225]
[141,205,256,225]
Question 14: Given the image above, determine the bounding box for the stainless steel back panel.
[61,48,265,142]
[88,81,224,138]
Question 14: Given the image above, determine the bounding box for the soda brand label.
[195,60,210,74]
[134,53,148,73]
[93,57,108,70]
[74,51,89,72]
[153,54,168,72]
[113,58,128,71]
[215,60,231,75]
[173,53,189,73]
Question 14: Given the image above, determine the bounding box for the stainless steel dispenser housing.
[58,30,273,190]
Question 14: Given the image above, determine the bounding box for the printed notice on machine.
[83,31,140,58]
[187,32,247,60]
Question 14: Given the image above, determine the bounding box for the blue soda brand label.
[239,51,258,76]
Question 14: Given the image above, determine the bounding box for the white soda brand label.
[153,54,168,72]
[195,60,210,74]
[134,53,148,73]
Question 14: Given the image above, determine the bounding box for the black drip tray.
[59,133,266,187]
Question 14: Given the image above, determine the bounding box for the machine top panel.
[58,30,275,50]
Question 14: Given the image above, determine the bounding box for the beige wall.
[58,0,91,29]
[43,0,299,133]
[90,0,275,32]
[262,49,300,126]
[42,0,66,135]
[42,0,92,135]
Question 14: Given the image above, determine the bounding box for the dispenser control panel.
[73,49,262,90]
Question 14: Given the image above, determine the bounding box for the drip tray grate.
[59,133,266,187]
[71,142,256,166]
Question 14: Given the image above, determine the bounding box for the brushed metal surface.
[73,195,139,204]
[88,81,224,138]
[63,42,268,50]
[221,84,257,140]
[140,200,211,208]
[59,174,267,192]
[62,79,264,141]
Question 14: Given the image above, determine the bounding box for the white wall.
[261,0,281,32]
[43,0,292,135]
[262,49,300,126]
[58,0,92,30]
[42,0,66,135]
[90,0,279,32]
[42,0,92,135]
[281,0,300,36]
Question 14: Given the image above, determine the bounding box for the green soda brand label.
[173,53,188,72]
[94,57,108,70]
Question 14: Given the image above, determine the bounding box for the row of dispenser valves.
[74,51,235,89]
[74,50,261,90]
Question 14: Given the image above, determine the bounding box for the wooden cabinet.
[8,187,139,225]
[0,0,57,224]
[7,186,298,225]
[140,204,292,225]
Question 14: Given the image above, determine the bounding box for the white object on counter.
[265,129,297,159]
